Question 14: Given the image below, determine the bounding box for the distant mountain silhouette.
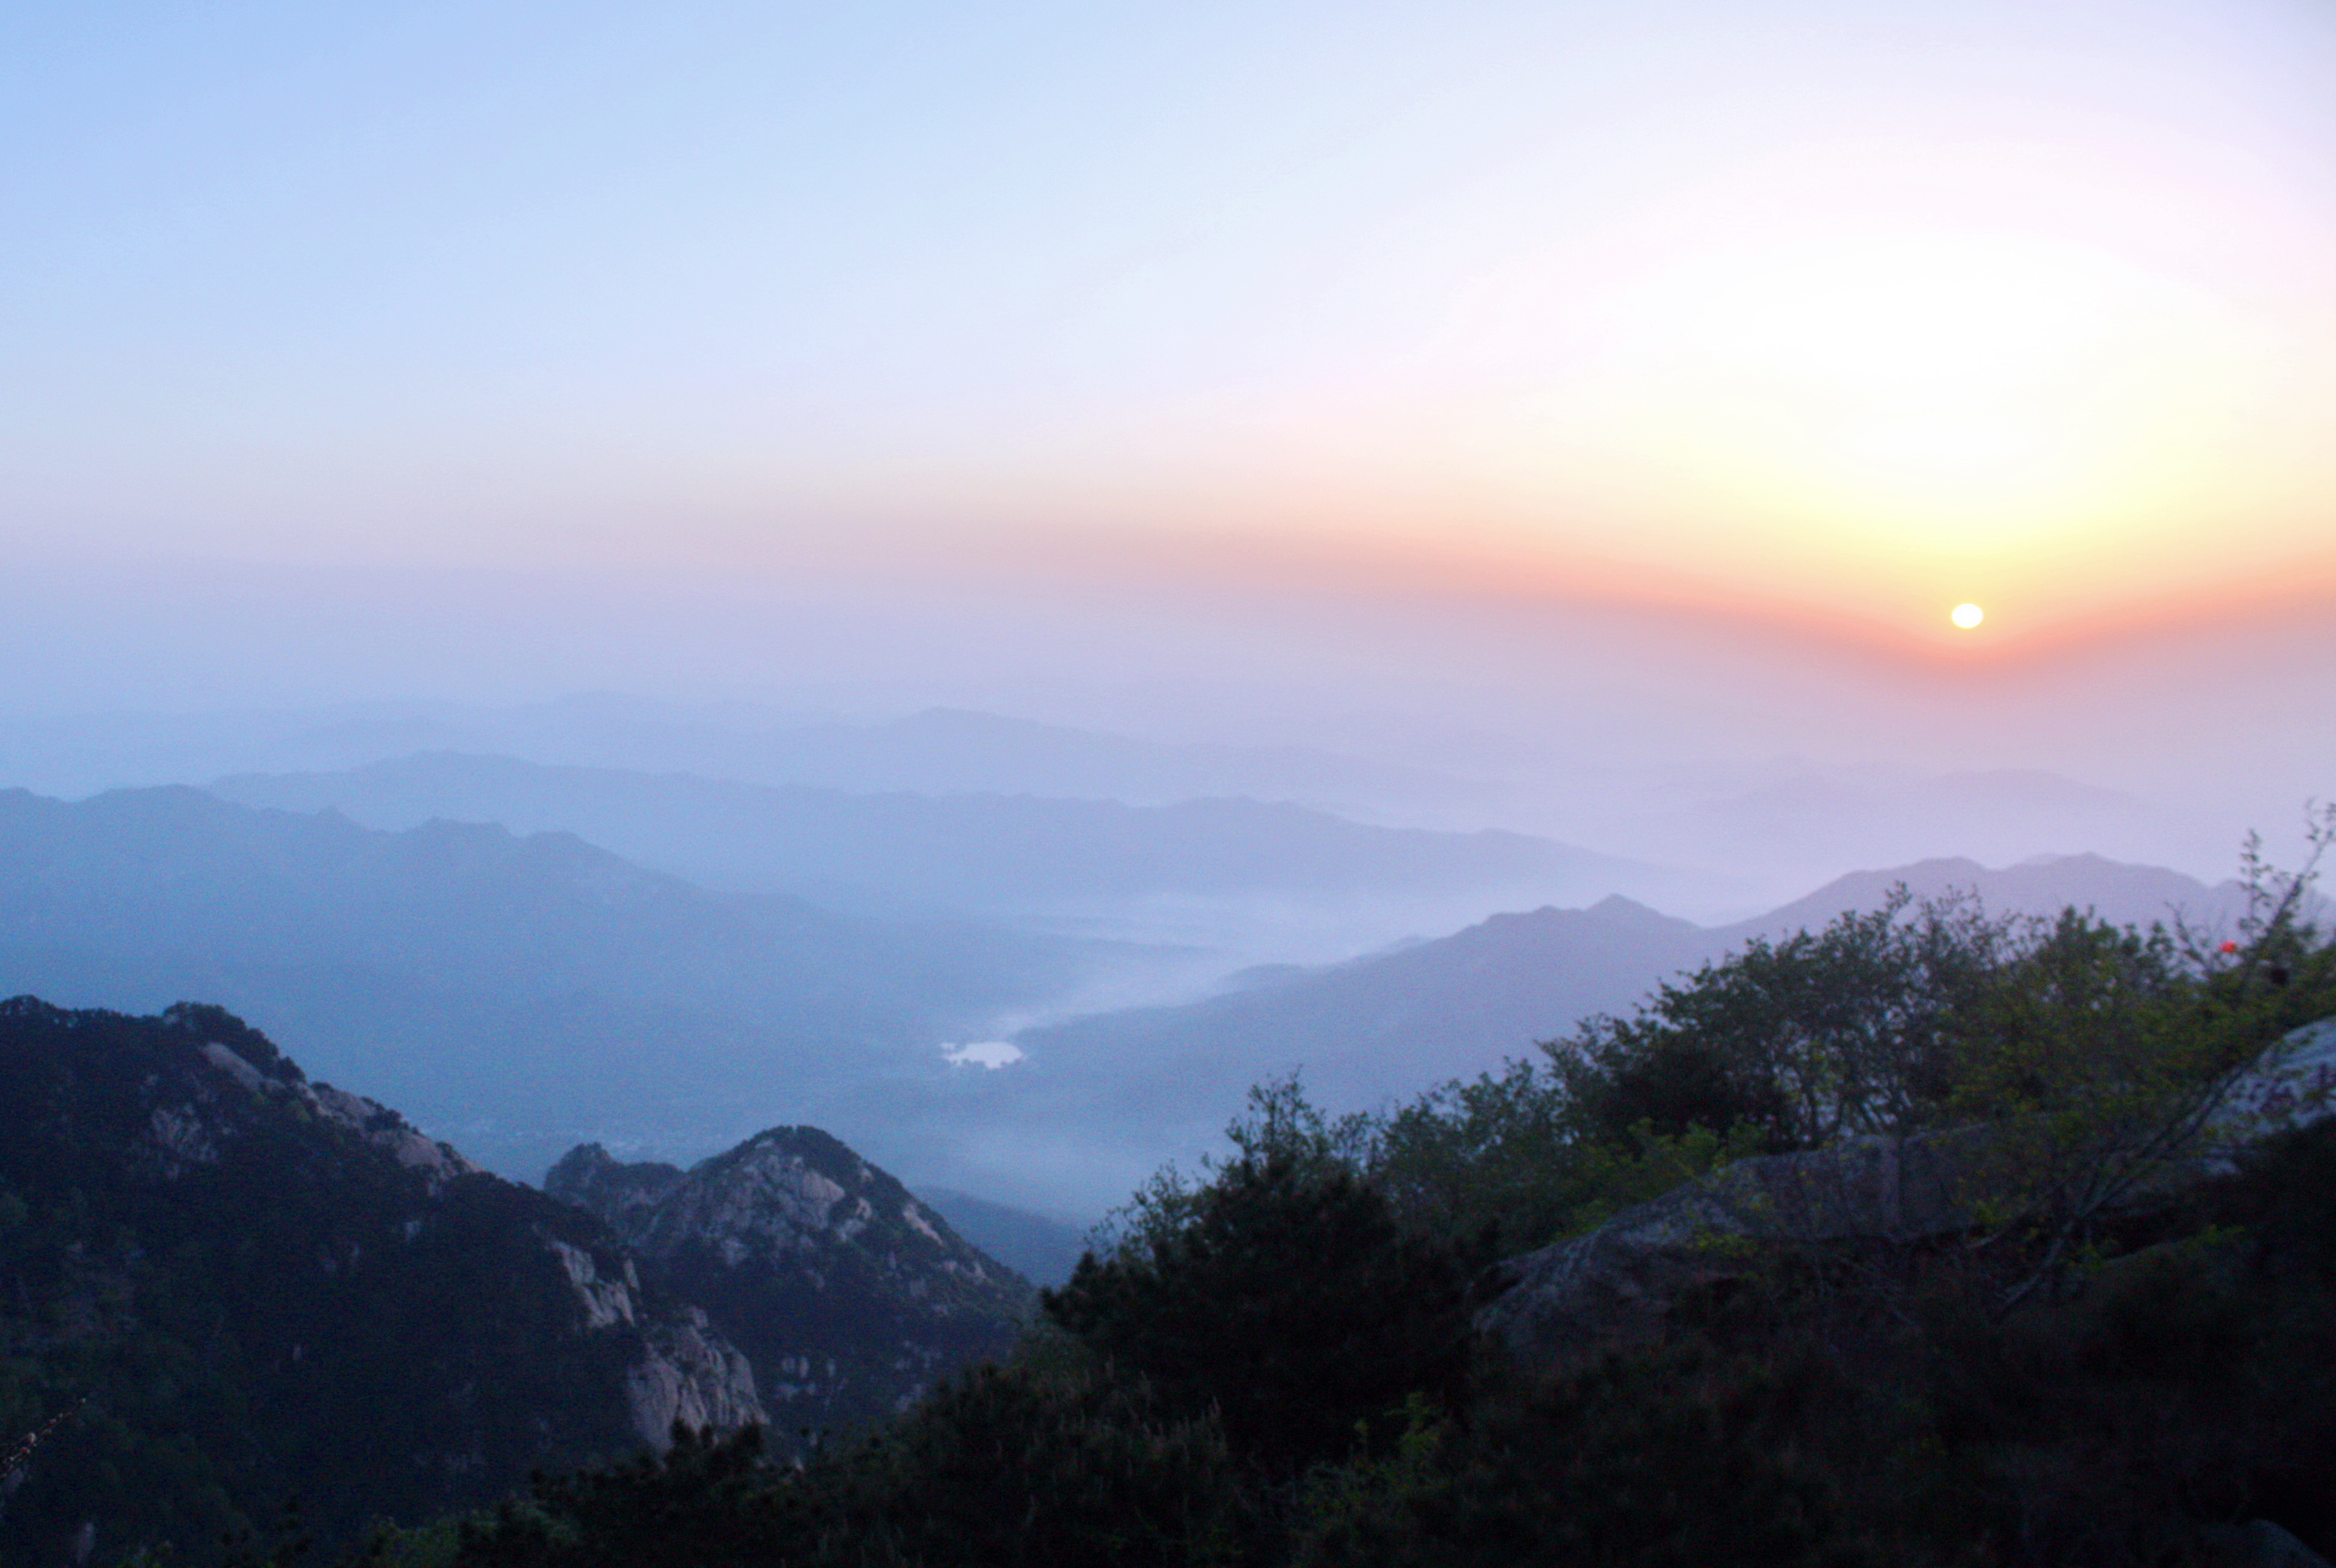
[913,1187,1091,1287]
[1729,852,2255,942]
[210,751,1656,916]
[0,786,1111,1180]
[972,855,2265,1213]
[0,780,2277,1223]
[1644,765,2221,898]
[0,698,1493,815]
[1016,896,1714,1118]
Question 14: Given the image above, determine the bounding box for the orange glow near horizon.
[704,129,2336,655]
[8,0,2333,667]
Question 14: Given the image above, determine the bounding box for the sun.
[1950,603,1984,629]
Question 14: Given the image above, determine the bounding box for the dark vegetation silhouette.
[1040,1137,1482,1475]
[0,1000,732,1566]
[14,817,2336,1565]
[327,815,2336,1568]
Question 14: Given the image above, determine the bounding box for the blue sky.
[3,0,2333,804]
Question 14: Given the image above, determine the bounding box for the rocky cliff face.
[543,1144,685,1233]
[548,1131,1033,1439]
[0,998,762,1565]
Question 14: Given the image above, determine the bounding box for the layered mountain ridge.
[956,855,2275,1213]
[0,784,1111,1178]
[210,749,1655,915]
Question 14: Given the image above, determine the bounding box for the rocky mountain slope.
[548,1133,1033,1439]
[0,998,760,1565]
[940,855,2270,1215]
[1016,853,2258,1124]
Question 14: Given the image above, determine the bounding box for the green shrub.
[1043,1148,1479,1475]
[444,1365,1248,1568]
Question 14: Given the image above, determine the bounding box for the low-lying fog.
[0,561,2327,1224]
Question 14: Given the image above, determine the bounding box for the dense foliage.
[341,821,2336,1568]
[1040,1141,1480,1473]
[21,818,2336,1566]
[382,1122,2336,1568]
[0,1002,675,1567]
[432,1369,1247,1568]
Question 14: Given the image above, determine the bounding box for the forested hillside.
[9,837,2333,1567]
[377,842,2336,1568]
[0,1003,1041,1566]
[0,1001,757,1564]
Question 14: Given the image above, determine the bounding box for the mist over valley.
[0,725,2286,1220]
[8,0,2335,1553]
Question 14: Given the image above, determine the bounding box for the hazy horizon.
[1,553,2323,899]
[6,0,2333,1213]
[9,0,2335,638]
[10,0,2333,851]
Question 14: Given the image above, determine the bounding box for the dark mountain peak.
[1,994,487,1194]
[632,1126,1003,1286]
[160,999,305,1083]
[545,1142,685,1230]
[0,999,762,1562]
[550,1128,1035,1434]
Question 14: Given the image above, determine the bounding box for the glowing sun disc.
[1950,603,1985,629]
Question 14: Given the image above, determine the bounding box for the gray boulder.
[2197,1015,2336,1170]
[1481,1014,2336,1360]
[1479,1125,1991,1357]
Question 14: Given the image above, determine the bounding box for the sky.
[3,0,2333,806]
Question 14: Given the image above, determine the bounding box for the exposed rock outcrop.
[545,1143,685,1233]
[1482,1014,2336,1361]
[2197,1016,2336,1170]
[188,1036,487,1192]
[0,996,762,1565]
[627,1307,766,1448]
[549,1127,1033,1438]
[168,1014,767,1445]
